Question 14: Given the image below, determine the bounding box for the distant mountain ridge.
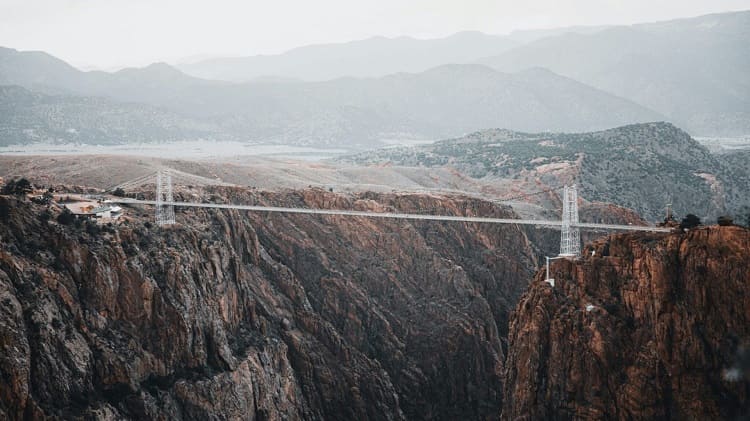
[0,85,224,146]
[177,32,519,82]
[176,26,626,83]
[478,10,750,136]
[0,47,664,147]
[1,10,746,146]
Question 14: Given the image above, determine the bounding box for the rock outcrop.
[0,188,537,420]
[503,226,750,420]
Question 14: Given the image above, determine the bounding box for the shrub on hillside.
[680,214,702,230]
[85,220,100,235]
[2,178,33,196]
[56,209,75,225]
[0,200,10,221]
[38,210,52,223]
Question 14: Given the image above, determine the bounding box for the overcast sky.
[1,0,748,70]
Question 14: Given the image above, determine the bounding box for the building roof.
[64,201,98,215]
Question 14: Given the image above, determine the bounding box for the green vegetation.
[0,201,9,221]
[680,214,702,230]
[38,209,52,222]
[2,178,33,196]
[56,209,75,225]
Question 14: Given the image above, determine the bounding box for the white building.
[91,205,122,219]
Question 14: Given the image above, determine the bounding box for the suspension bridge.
[108,169,671,257]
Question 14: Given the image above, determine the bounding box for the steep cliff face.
[503,226,750,420]
[0,188,536,420]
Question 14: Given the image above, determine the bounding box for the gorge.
[1,187,748,419]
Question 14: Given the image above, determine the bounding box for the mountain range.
[179,10,750,136]
[0,10,748,147]
[479,11,750,136]
[0,47,662,147]
[0,85,224,146]
[173,25,615,83]
[177,31,519,82]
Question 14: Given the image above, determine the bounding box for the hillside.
[504,226,750,419]
[177,32,518,82]
[479,11,750,136]
[0,47,664,147]
[0,48,219,98]
[342,122,750,221]
[0,85,225,146]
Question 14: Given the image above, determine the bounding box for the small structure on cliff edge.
[61,196,124,221]
[90,205,123,219]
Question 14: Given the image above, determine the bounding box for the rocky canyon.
[0,187,748,420]
[0,188,536,420]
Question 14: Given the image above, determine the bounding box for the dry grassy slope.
[0,155,489,194]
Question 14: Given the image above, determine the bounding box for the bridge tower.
[559,184,580,256]
[155,170,175,225]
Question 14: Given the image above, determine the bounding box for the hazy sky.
[1,0,749,69]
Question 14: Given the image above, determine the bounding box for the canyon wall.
[503,226,750,420]
[4,186,746,420]
[0,189,536,420]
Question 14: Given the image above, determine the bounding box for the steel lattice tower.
[155,170,175,225]
[559,184,580,256]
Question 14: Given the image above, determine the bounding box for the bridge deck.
[111,198,672,233]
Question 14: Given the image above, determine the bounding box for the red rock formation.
[503,226,750,420]
[0,188,537,420]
